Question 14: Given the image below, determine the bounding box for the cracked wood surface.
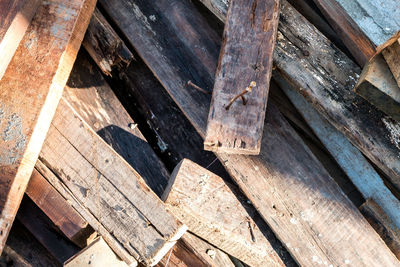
[100,0,399,265]
[204,0,280,154]
[0,0,96,253]
[383,39,400,89]
[0,0,41,80]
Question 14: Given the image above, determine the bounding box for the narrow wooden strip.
[383,39,400,89]
[354,54,400,121]
[204,0,280,154]
[360,199,400,259]
[26,169,93,248]
[163,159,285,267]
[100,0,399,265]
[40,99,187,266]
[276,74,400,230]
[0,0,41,80]
[0,0,96,252]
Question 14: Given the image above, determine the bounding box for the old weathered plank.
[354,54,400,121]
[276,74,400,230]
[101,0,399,265]
[0,0,96,253]
[382,39,400,88]
[64,237,127,267]
[204,0,280,154]
[82,8,134,76]
[360,199,400,259]
[26,169,94,248]
[40,98,187,266]
[0,0,41,80]
[163,159,285,267]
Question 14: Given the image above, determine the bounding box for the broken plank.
[101,0,399,265]
[0,0,41,80]
[26,169,94,248]
[276,74,400,230]
[360,199,400,259]
[382,39,400,89]
[163,159,285,267]
[40,98,187,266]
[354,54,400,121]
[82,8,134,76]
[0,0,96,253]
[204,0,280,154]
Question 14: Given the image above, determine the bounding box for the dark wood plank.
[0,0,96,252]
[204,0,280,154]
[100,0,399,265]
[0,0,41,79]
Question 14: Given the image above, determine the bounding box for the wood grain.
[40,99,187,266]
[383,39,400,89]
[0,0,41,80]
[100,0,399,265]
[163,159,285,267]
[0,0,96,253]
[204,0,280,154]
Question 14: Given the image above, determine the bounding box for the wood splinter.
[225,81,256,110]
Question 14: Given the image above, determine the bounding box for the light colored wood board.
[163,159,284,267]
[26,169,93,248]
[35,159,137,266]
[0,0,41,80]
[360,199,400,259]
[101,0,400,265]
[40,99,187,266]
[354,54,400,121]
[0,0,96,253]
[383,39,400,89]
[82,8,134,76]
[204,0,280,154]
[276,74,400,231]
[64,237,128,267]
[64,53,169,197]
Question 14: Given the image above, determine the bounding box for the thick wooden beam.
[100,0,399,265]
[354,54,400,121]
[0,0,96,253]
[204,0,279,154]
[0,0,41,80]
[163,159,285,267]
[382,39,400,88]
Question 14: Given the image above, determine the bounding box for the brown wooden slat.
[383,39,400,89]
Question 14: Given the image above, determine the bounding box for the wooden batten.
[163,159,285,267]
[382,39,400,89]
[0,0,41,80]
[204,0,280,155]
[0,0,96,253]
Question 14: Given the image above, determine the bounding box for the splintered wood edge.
[204,141,261,155]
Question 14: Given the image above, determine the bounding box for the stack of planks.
[2,0,400,266]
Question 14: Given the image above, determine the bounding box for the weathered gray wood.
[163,159,285,267]
[39,99,187,266]
[204,0,280,154]
[354,54,400,121]
[100,0,400,265]
[0,0,96,253]
[82,8,134,76]
[383,39,400,89]
[360,199,400,259]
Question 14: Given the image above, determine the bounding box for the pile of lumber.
[1,0,400,266]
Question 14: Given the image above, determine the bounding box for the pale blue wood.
[276,76,400,229]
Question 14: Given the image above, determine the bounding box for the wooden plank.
[64,237,128,267]
[0,0,41,80]
[382,39,400,88]
[26,169,94,248]
[204,0,280,154]
[100,0,400,265]
[0,0,96,253]
[163,159,285,267]
[39,98,187,266]
[354,54,400,121]
[275,74,400,230]
[82,8,134,76]
[360,199,400,259]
